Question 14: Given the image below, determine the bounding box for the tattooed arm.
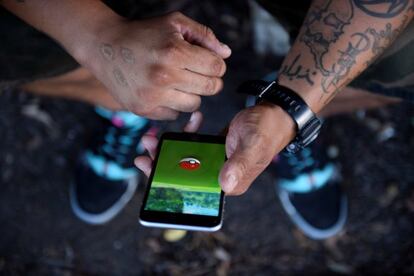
[218,0,413,195]
[1,0,231,119]
[279,0,414,110]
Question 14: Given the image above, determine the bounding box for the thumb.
[219,134,271,195]
[177,14,231,59]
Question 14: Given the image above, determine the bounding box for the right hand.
[80,12,231,119]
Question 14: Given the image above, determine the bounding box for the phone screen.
[143,138,225,217]
[140,132,226,231]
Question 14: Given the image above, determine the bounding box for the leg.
[20,67,153,224]
[319,86,401,118]
[21,67,122,110]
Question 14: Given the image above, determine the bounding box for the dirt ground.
[1,1,414,275]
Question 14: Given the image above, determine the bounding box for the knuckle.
[159,42,182,63]
[148,65,172,87]
[201,25,214,38]
[204,78,216,94]
[211,58,225,76]
[214,78,224,94]
[237,159,249,178]
[165,11,183,24]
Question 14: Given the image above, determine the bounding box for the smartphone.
[139,132,226,232]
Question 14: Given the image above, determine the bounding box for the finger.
[134,156,153,177]
[176,15,231,59]
[149,106,179,120]
[183,42,227,77]
[219,134,272,196]
[149,65,223,95]
[183,111,203,133]
[174,68,223,96]
[161,90,201,113]
[141,134,159,159]
[136,112,203,176]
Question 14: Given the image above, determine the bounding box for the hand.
[79,12,231,120]
[219,103,296,195]
[134,111,203,176]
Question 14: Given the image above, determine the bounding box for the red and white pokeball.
[179,157,201,171]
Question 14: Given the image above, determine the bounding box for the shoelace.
[285,148,316,176]
[277,144,337,193]
[96,122,150,168]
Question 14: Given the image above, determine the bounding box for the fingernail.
[220,43,231,52]
[224,173,237,192]
[189,112,197,122]
[220,42,230,49]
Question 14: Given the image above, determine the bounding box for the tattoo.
[321,33,371,95]
[120,47,135,64]
[100,43,115,61]
[353,0,409,18]
[280,54,317,85]
[113,67,129,87]
[367,23,394,55]
[321,19,408,101]
[99,43,133,88]
[300,0,354,74]
[367,15,409,56]
[297,0,411,102]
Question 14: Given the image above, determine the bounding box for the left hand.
[219,103,295,195]
[135,111,203,176]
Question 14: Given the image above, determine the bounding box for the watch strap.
[256,81,315,131]
[237,80,322,154]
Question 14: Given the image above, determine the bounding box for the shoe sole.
[276,185,348,240]
[69,175,139,225]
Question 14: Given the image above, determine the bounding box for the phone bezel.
[139,132,226,230]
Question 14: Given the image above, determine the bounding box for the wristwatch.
[237,80,322,154]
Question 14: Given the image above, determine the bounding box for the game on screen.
[144,139,225,217]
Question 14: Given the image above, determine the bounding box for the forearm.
[0,0,121,64]
[278,0,414,113]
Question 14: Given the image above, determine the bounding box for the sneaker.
[70,107,151,225]
[274,142,348,240]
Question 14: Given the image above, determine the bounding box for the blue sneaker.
[70,107,151,224]
[274,142,347,240]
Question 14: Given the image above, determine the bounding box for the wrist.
[237,80,322,153]
[259,102,296,148]
[257,82,322,153]
[59,4,124,69]
[277,76,321,114]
